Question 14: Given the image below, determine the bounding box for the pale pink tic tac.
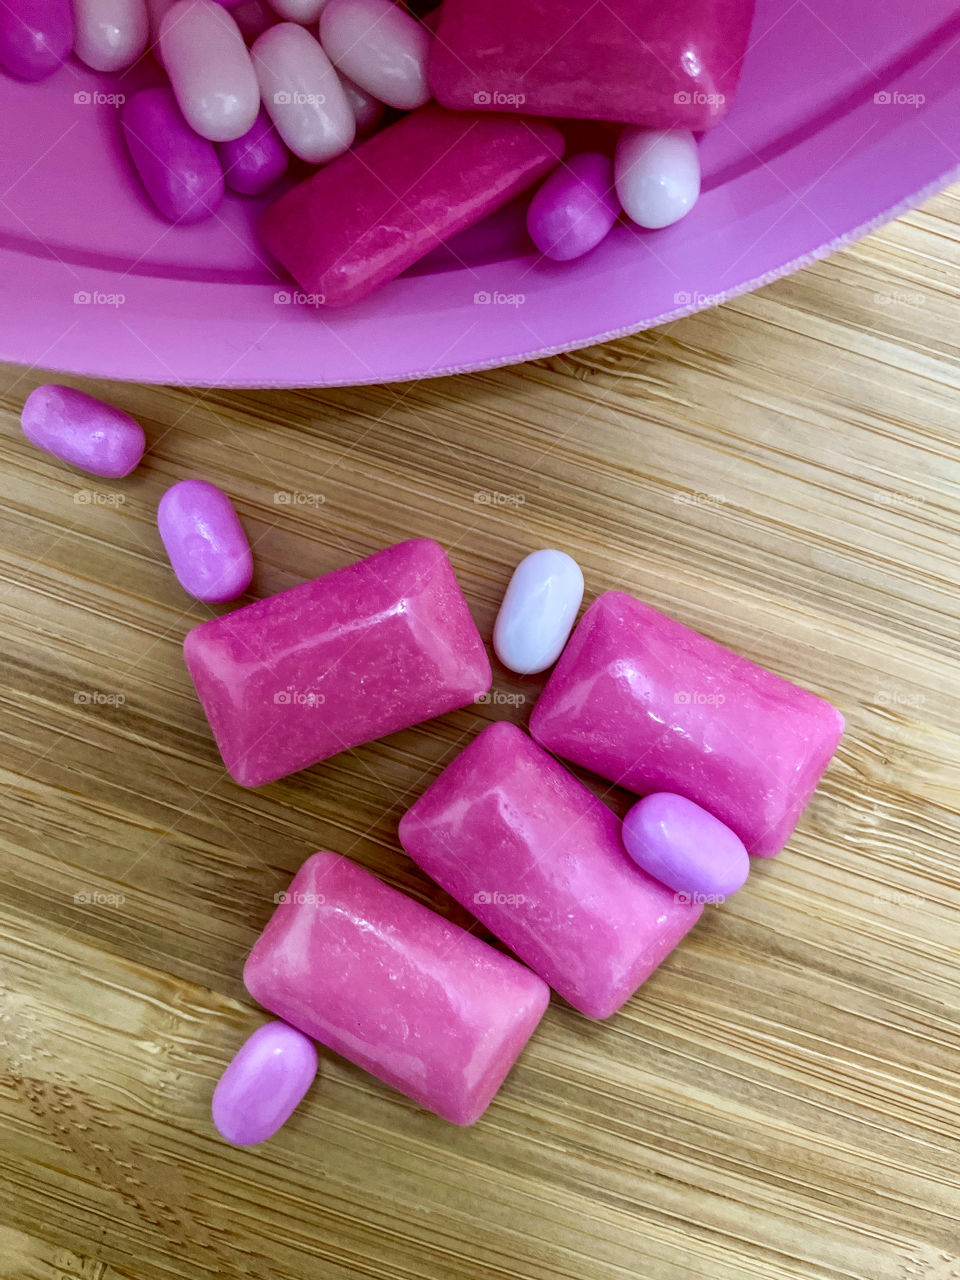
[212,1020,318,1146]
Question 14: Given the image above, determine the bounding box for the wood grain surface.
[1,187,958,1280]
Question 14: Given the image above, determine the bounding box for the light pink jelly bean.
[157,479,253,602]
[319,0,430,111]
[338,72,383,135]
[212,1021,318,1146]
[160,0,260,142]
[253,22,355,163]
[21,385,145,477]
[73,0,148,71]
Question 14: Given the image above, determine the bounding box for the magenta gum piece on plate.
[399,722,702,1019]
[429,0,755,130]
[217,107,289,195]
[212,1021,318,1146]
[622,793,751,901]
[319,0,431,112]
[243,852,550,1125]
[183,538,492,787]
[160,0,260,143]
[21,385,145,477]
[529,592,845,857]
[123,87,225,223]
[527,152,620,262]
[259,104,564,308]
[0,0,74,81]
[157,479,253,603]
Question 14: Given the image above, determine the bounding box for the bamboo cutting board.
[0,187,958,1280]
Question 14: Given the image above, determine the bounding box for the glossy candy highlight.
[530,591,845,856]
[160,0,260,143]
[253,21,355,163]
[259,104,564,308]
[73,0,148,71]
[493,548,583,674]
[399,722,703,1019]
[212,1021,318,1146]
[157,478,253,602]
[0,0,74,81]
[123,87,225,223]
[243,852,550,1124]
[21,385,145,477]
[429,0,755,130]
[615,128,701,230]
[319,0,430,111]
[622,793,751,900]
[527,153,620,261]
[183,538,492,786]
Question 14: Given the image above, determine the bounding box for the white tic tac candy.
[493,549,584,676]
[614,127,701,230]
[73,0,148,71]
[253,22,355,163]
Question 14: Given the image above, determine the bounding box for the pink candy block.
[399,722,702,1019]
[530,592,845,857]
[183,539,491,786]
[429,0,755,131]
[259,104,564,308]
[243,852,550,1124]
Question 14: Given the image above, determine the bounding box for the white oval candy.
[252,22,355,163]
[493,549,584,676]
[160,0,260,143]
[614,127,700,230]
[319,0,430,112]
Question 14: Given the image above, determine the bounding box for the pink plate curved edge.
[0,0,958,388]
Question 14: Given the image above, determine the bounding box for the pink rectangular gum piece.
[399,722,702,1019]
[183,539,491,787]
[428,0,755,130]
[529,592,845,857]
[258,103,564,308]
[243,852,550,1125]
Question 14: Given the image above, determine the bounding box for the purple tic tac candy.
[622,793,751,901]
[217,107,289,196]
[157,479,253,603]
[212,1020,318,1146]
[526,153,620,262]
[21,385,145,477]
[122,87,225,224]
[0,0,74,81]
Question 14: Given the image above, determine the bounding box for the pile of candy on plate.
[0,0,756,306]
[20,381,845,1141]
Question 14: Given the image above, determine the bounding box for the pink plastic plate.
[1,0,958,387]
